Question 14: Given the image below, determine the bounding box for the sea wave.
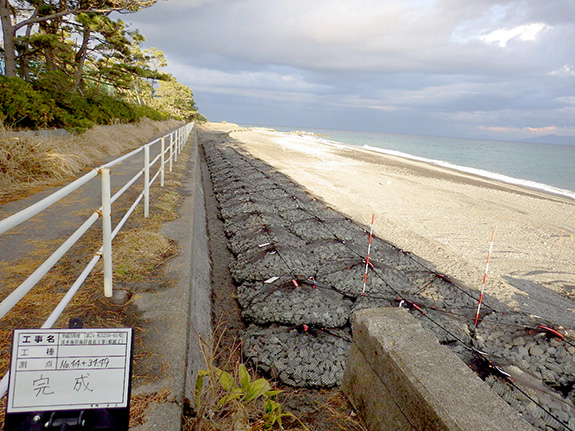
[294,134,575,200]
[362,144,575,200]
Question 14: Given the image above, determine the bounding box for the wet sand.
[202,122,575,328]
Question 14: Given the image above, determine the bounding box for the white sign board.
[7,328,132,413]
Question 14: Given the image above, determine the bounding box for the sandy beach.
[202,122,575,329]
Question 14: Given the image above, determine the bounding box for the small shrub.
[0,74,169,131]
[0,77,55,128]
[133,104,169,122]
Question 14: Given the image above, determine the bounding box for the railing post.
[144,145,150,217]
[169,133,174,172]
[174,131,179,163]
[101,167,113,298]
[160,137,165,187]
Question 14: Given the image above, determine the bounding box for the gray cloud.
[120,0,575,139]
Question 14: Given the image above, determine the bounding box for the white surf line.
[265,130,575,201]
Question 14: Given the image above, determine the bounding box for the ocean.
[259,126,575,200]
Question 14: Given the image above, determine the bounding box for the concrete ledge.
[184,128,212,402]
[131,129,212,430]
[342,308,534,431]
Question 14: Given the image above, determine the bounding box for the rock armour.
[202,136,575,430]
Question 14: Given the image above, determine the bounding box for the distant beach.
[257,125,575,198]
[203,122,575,328]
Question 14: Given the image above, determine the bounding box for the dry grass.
[185,329,247,430]
[0,135,191,427]
[0,386,174,430]
[183,324,310,431]
[0,397,5,430]
[184,325,367,431]
[130,389,173,427]
[0,331,12,381]
[307,393,368,431]
[112,229,172,282]
[156,189,182,217]
[0,118,182,202]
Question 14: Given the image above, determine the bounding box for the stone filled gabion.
[412,309,473,345]
[486,374,575,429]
[476,313,575,418]
[369,240,423,269]
[352,294,396,313]
[223,212,287,237]
[319,263,399,297]
[289,218,365,243]
[287,219,341,242]
[304,240,361,262]
[227,228,306,256]
[202,136,575,430]
[277,207,316,223]
[238,282,352,327]
[219,200,259,219]
[229,249,319,283]
[243,325,351,388]
[268,194,318,214]
[417,281,479,311]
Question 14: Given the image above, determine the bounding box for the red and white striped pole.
[362,214,375,295]
[474,230,495,326]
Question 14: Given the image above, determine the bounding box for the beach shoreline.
[202,122,575,328]
[249,125,575,201]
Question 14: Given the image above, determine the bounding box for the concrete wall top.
[343,307,534,431]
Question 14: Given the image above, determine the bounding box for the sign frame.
[4,327,133,431]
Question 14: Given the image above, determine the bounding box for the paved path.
[0,128,198,430]
[1,146,154,263]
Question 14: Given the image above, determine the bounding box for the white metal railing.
[0,121,195,397]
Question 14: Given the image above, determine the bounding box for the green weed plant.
[195,363,308,430]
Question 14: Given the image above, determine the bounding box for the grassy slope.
[0,119,183,203]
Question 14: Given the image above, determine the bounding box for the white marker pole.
[362,214,375,295]
[474,230,495,326]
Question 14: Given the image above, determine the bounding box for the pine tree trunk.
[20,23,34,81]
[0,0,17,77]
[74,26,91,93]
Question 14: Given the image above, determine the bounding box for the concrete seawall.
[183,129,212,403]
[342,307,534,430]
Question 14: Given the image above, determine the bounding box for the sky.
[119,0,575,140]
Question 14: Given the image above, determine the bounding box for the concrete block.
[342,307,534,431]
